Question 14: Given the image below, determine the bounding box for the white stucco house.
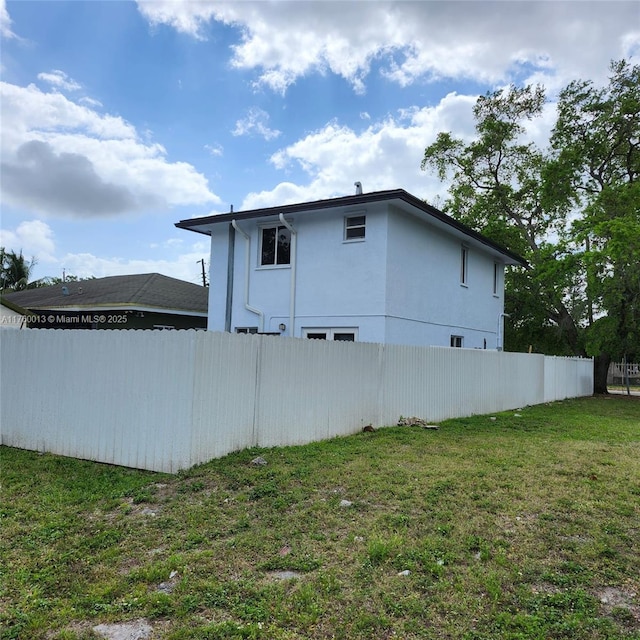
[176,187,526,349]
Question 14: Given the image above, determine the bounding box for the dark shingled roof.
[1,296,30,315]
[3,273,208,314]
[176,188,527,267]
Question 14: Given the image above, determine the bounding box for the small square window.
[450,335,463,348]
[345,215,366,240]
[236,327,258,334]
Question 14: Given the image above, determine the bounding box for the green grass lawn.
[2,396,639,639]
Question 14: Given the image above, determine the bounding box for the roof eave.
[176,189,527,267]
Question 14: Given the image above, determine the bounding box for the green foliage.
[422,60,640,373]
[0,247,36,291]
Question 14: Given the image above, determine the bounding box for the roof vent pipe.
[354,181,363,195]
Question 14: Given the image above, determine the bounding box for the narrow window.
[450,335,463,348]
[460,246,468,285]
[493,262,499,295]
[260,225,291,266]
[344,215,366,240]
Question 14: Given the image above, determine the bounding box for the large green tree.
[421,60,639,393]
[549,60,640,385]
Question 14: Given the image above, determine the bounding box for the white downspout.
[231,220,264,332]
[497,312,510,351]
[279,213,297,337]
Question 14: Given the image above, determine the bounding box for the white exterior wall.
[209,204,390,341]
[1,330,593,473]
[206,203,509,348]
[384,207,504,348]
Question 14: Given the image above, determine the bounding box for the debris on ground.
[157,570,179,594]
[268,570,302,580]
[397,416,439,429]
[250,456,267,466]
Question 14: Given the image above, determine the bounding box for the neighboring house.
[2,273,208,330]
[176,187,526,349]
[0,297,29,329]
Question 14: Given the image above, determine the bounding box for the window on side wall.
[303,328,357,341]
[493,262,500,296]
[450,335,463,348]
[460,246,469,285]
[236,327,258,334]
[344,215,366,240]
[260,225,291,266]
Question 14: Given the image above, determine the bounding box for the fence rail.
[0,330,593,472]
[607,361,640,386]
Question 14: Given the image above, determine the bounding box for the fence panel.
[254,337,381,448]
[378,347,545,425]
[190,331,259,466]
[1,329,197,472]
[0,329,593,472]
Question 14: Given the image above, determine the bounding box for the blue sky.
[1,1,638,285]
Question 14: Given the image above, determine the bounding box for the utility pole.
[197,259,207,287]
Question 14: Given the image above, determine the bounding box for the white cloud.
[136,0,221,40]
[79,96,103,108]
[232,107,281,141]
[37,70,82,92]
[136,1,639,94]
[59,240,211,284]
[0,219,56,262]
[0,0,15,39]
[621,31,640,61]
[0,80,221,218]
[242,92,478,209]
[0,218,211,284]
[204,142,223,156]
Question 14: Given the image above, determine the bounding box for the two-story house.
[176,187,525,349]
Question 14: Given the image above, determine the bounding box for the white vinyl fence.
[0,329,593,473]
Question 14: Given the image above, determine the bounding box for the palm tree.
[0,248,36,292]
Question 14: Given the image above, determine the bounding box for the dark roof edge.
[176,189,527,266]
[1,296,30,315]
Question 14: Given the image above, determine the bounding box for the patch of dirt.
[596,586,640,628]
[93,618,153,640]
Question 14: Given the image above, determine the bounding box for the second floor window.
[460,246,469,285]
[261,225,291,266]
[344,215,366,240]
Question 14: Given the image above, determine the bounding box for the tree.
[0,248,37,292]
[548,60,640,388]
[421,60,639,393]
